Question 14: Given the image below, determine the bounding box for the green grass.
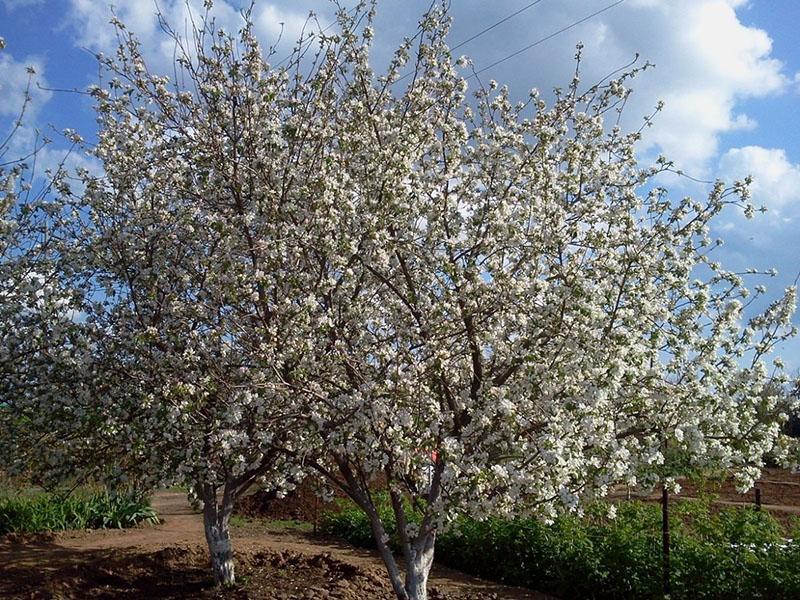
[0,490,159,535]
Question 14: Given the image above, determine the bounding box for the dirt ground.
[5,469,799,598]
[0,492,548,599]
[613,467,800,529]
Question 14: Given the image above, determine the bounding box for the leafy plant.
[322,497,800,599]
[0,490,158,535]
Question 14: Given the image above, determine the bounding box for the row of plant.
[321,496,800,599]
[0,489,158,535]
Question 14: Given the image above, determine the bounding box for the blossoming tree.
[4,2,797,598]
[285,6,797,600]
[24,7,372,585]
[0,40,91,485]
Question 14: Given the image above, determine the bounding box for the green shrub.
[0,490,159,535]
[321,497,800,599]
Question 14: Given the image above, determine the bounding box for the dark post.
[313,494,319,535]
[755,487,762,511]
[662,486,670,598]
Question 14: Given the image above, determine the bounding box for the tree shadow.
[0,537,215,598]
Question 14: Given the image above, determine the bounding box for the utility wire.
[469,0,626,78]
[395,0,550,83]
[451,0,547,52]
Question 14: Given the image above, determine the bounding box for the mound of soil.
[236,480,342,523]
[1,542,508,599]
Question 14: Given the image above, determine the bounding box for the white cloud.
[255,5,317,49]
[719,146,800,212]
[0,48,50,124]
[0,46,99,200]
[68,0,314,74]
[580,0,787,171]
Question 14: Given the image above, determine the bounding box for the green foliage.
[321,494,398,549]
[322,497,800,599]
[0,490,158,535]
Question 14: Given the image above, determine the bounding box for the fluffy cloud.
[0,43,98,202]
[67,0,317,74]
[0,48,50,125]
[719,146,800,213]
[437,0,787,171]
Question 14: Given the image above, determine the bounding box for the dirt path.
[0,492,548,599]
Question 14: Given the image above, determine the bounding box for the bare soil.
[613,467,800,530]
[0,492,548,599]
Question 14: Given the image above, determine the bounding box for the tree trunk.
[366,508,409,600]
[404,531,436,600]
[200,485,236,587]
[328,456,438,600]
[366,509,436,600]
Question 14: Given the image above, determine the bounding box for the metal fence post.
[662,486,670,598]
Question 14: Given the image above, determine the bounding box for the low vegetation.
[322,496,800,599]
[0,489,158,535]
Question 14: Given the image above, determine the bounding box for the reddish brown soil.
[612,467,800,530]
[236,481,339,524]
[0,492,548,599]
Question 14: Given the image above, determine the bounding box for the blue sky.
[2,0,799,369]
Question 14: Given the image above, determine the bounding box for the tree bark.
[365,508,410,600]
[328,456,439,600]
[200,484,236,587]
[404,531,436,600]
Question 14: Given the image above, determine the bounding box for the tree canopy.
[0,2,797,598]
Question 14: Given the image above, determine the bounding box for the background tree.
[0,40,91,489]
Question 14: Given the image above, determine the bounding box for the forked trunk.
[331,456,439,600]
[366,508,436,600]
[200,485,236,587]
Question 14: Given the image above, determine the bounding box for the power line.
[451,0,547,52]
[395,0,550,84]
[469,0,626,78]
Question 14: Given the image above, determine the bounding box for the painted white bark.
[366,510,436,600]
[366,508,409,600]
[201,486,236,587]
[404,532,435,600]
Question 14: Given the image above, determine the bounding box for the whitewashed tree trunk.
[366,508,409,600]
[330,457,440,600]
[404,531,435,600]
[365,505,436,600]
[201,485,236,587]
